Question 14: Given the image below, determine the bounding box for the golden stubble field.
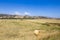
[0,19,60,40]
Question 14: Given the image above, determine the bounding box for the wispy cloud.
[12,11,31,15]
[24,12,30,15]
[14,11,20,15]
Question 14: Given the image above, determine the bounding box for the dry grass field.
[0,19,60,40]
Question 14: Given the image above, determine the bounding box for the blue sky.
[0,0,60,18]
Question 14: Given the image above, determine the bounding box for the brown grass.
[0,19,60,40]
[34,30,60,40]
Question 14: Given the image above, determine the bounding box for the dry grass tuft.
[34,30,60,40]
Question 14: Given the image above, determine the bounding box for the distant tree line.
[0,14,59,19]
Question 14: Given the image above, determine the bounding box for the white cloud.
[24,12,30,15]
[12,11,31,15]
[14,11,20,15]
